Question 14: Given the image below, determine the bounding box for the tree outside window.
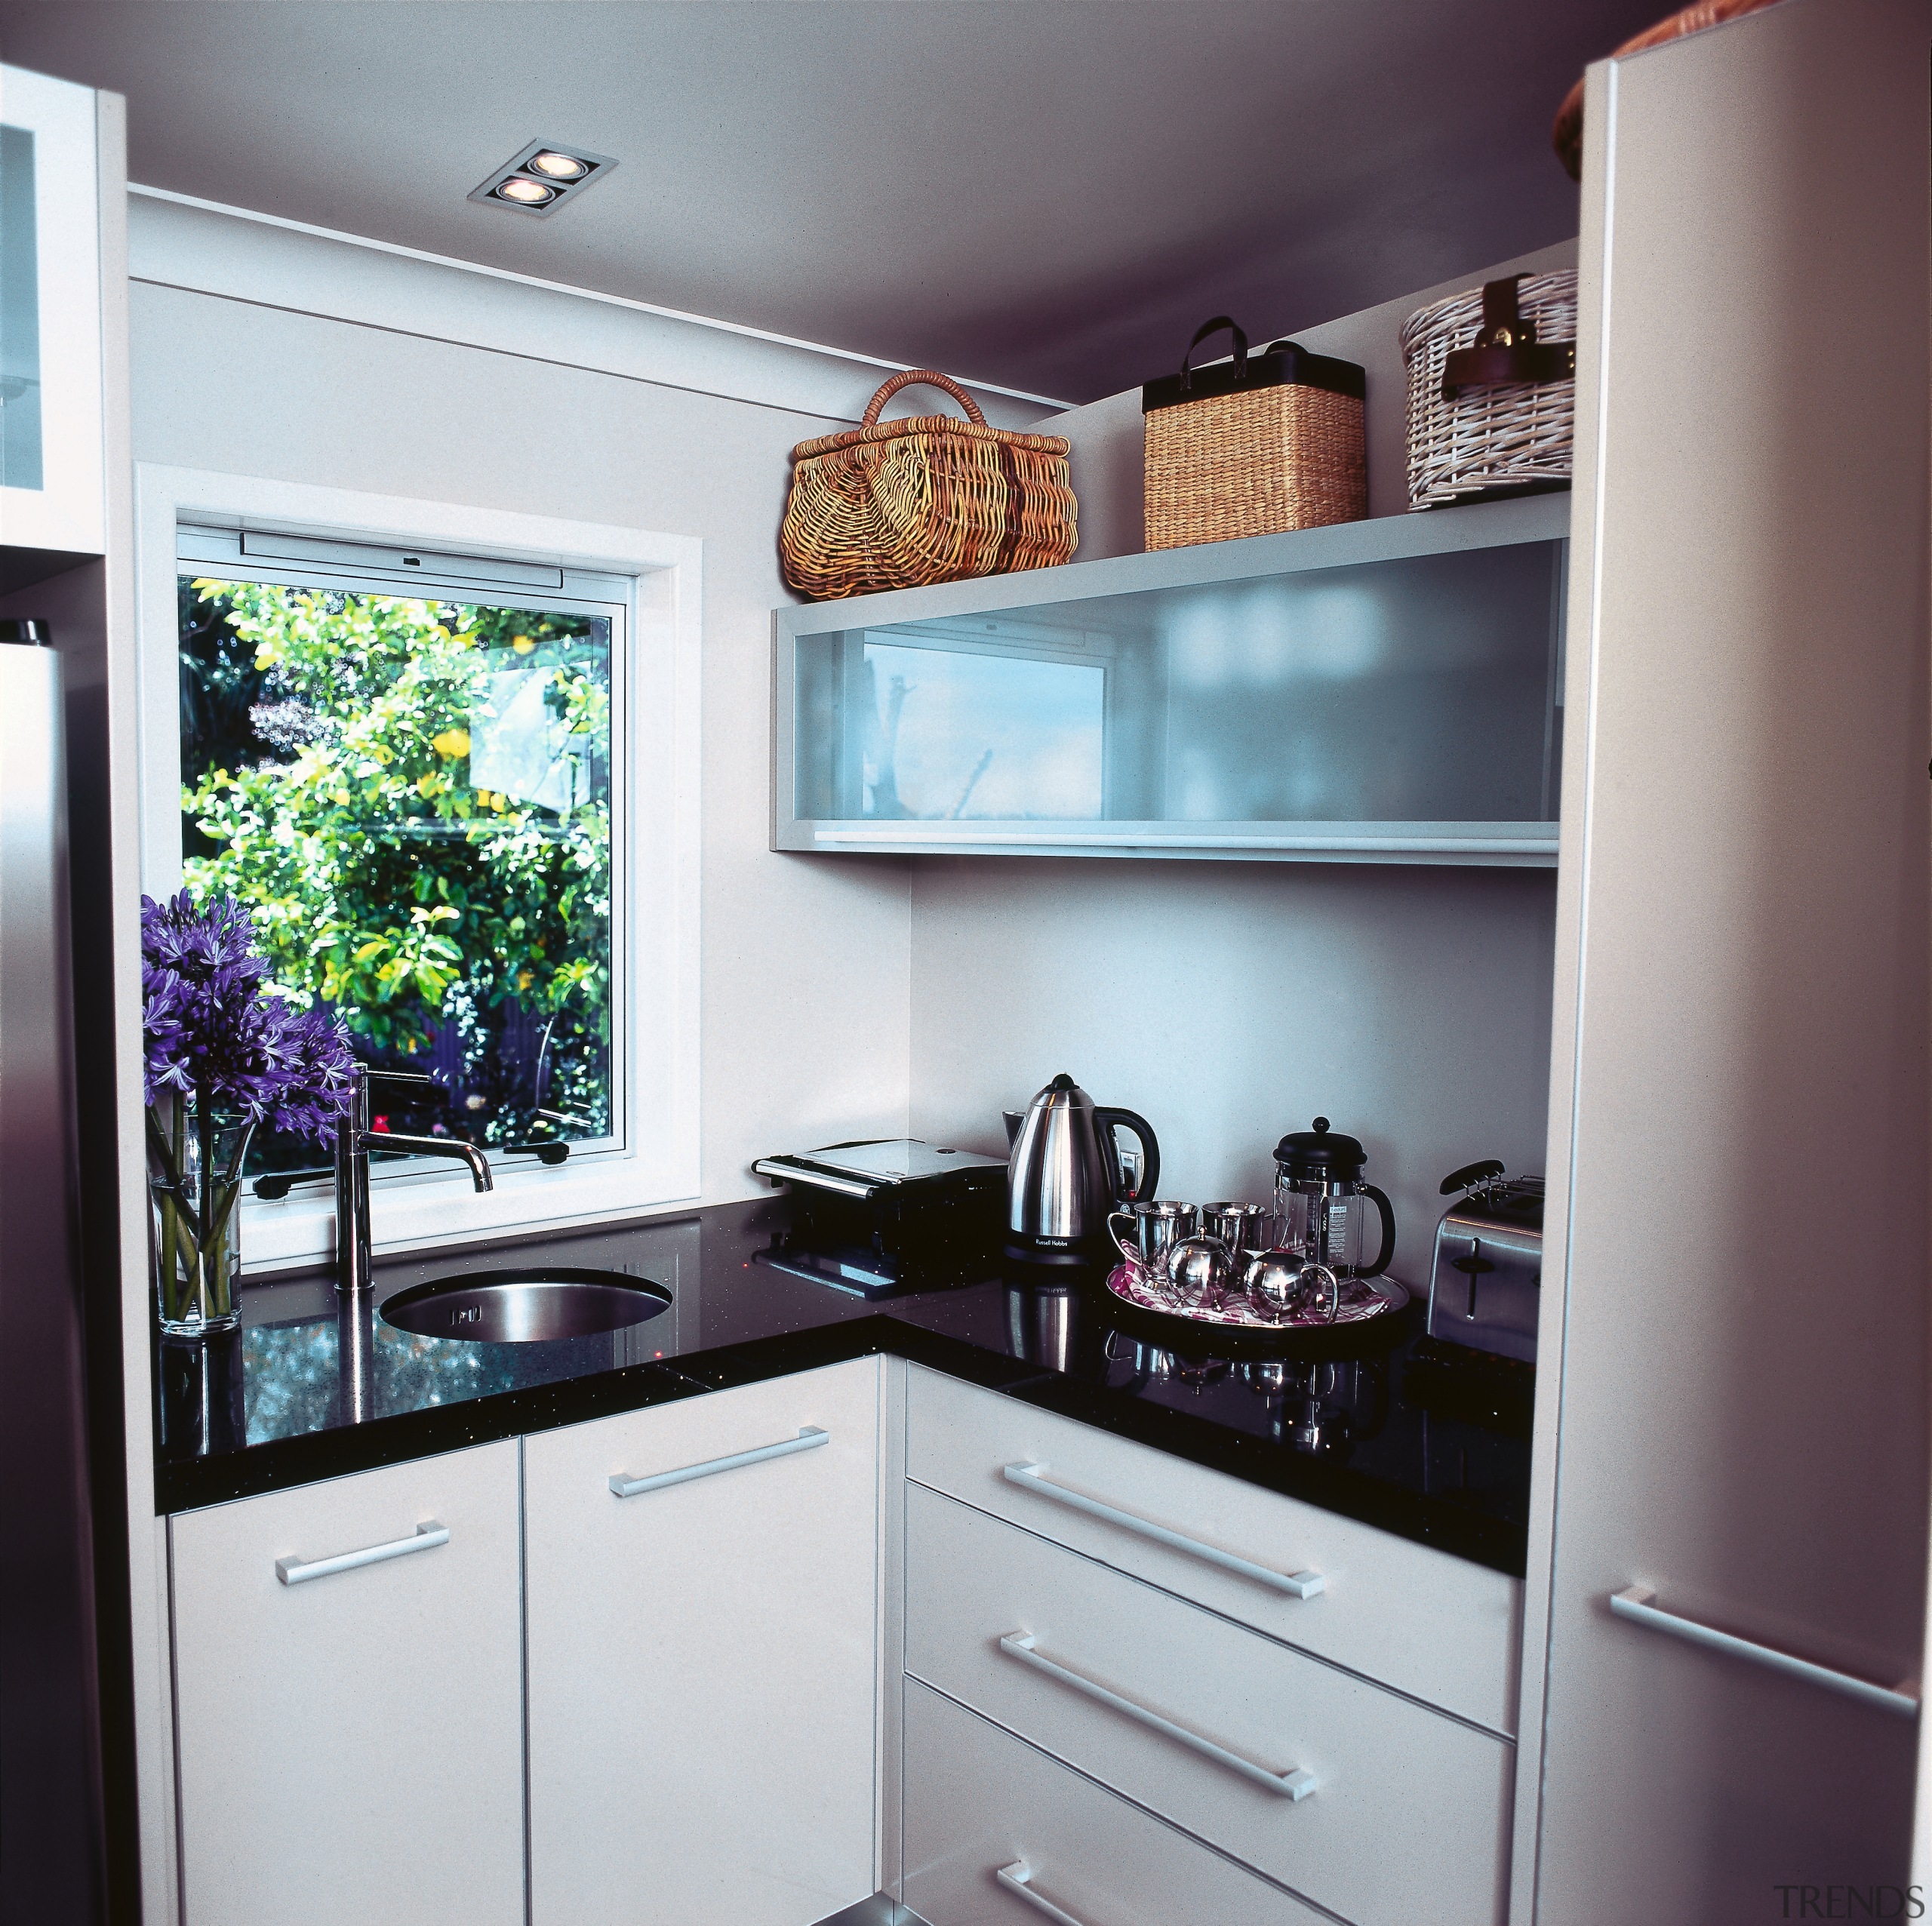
[177,577,614,1173]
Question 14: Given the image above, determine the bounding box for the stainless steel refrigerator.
[0,629,109,1918]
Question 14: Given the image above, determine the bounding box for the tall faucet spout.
[335,1066,495,1294]
[375,1133,494,1192]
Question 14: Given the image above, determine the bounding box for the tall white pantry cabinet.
[1514,2,1931,1921]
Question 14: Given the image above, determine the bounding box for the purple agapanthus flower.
[140,890,355,1139]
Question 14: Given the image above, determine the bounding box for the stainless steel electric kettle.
[1002,1074,1160,1263]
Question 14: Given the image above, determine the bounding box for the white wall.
[907,244,1576,1279]
[128,198,1572,1255]
[126,207,932,1209]
[908,858,1557,1279]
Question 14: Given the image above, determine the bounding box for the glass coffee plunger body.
[1272,1117,1397,1279]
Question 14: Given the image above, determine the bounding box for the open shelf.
[772,492,1569,866]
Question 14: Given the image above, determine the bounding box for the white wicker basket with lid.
[1401,269,1578,509]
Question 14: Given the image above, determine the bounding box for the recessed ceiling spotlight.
[469,140,617,217]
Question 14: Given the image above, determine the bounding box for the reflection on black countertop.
[152,1195,1534,1576]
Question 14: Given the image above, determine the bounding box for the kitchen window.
[175,525,626,1180]
[140,471,701,1266]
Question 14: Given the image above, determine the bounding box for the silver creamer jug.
[1003,1074,1159,1262]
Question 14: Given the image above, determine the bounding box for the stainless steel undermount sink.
[380,1269,672,1343]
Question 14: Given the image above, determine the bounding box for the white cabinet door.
[1521,2,1930,1920]
[524,1359,881,1925]
[0,66,105,555]
[905,1483,1511,1926]
[906,1363,1521,1734]
[169,1439,524,1926]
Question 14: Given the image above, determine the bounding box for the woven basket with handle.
[780,371,1077,602]
[1142,317,1367,551]
[1401,271,1578,510]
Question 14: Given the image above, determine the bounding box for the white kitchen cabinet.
[1515,2,1931,1920]
[905,1481,1511,1926]
[903,1677,1324,1926]
[523,1358,882,1925]
[0,66,106,560]
[906,1362,1521,1734]
[168,1439,524,1926]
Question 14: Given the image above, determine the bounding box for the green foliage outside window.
[179,579,614,1153]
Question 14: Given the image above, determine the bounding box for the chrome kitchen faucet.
[334,1065,492,1294]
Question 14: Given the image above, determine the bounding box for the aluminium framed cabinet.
[773,493,1568,866]
[0,65,107,568]
[1514,2,1932,1920]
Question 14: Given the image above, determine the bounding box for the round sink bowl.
[380,1268,672,1343]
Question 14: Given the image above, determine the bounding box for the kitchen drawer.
[906,1363,1519,1732]
[170,1439,523,1926]
[906,1481,1511,1926]
[903,1675,1324,1925]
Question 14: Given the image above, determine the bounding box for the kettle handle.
[1360,1183,1396,1278]
[1096,1108,1160,1203]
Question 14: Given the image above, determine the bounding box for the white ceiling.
[0,0,1658,404]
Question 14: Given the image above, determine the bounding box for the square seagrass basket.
[1401,271,1578,509]
[780,370,1077,602]
[1142,317,1367,551]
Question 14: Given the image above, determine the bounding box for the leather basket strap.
[1441,276,1577,402]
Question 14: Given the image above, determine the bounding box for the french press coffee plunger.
[1272,1117,1397,1279]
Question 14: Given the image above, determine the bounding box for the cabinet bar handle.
[1003,1462,1323,1599]
[1610,1586,1920,1718]
[609,1425,828,1499]
[995,1862,1094,1926]
[275,1520,448,1586]
[997,1632,1317,1800]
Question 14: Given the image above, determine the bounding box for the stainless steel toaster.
[1426,1161,1543,1363]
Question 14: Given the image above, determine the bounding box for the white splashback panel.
[908,856,1556,1279]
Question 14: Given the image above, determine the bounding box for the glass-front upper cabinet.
[774,493,1568,865]
[0,66,105,558]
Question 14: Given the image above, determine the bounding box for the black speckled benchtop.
[152,1195,1534,1577]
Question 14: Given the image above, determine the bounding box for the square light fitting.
[469,140,618,217]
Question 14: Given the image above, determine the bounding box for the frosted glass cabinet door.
[0,66,104,555]
[777,494,1567,863]
[168,1441,524,1926]
[524,1360,881,1926]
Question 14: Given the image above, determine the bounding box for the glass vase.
[150,1097,254,1339]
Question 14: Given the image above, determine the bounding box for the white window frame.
[134,464,701,1267]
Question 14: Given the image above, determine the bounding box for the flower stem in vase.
[142,890,356,1336]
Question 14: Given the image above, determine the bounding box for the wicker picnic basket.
[780,371,1077,601]
[1143,317,1366,550]
[1401,272,1578,510]
[1552,0,1777,181]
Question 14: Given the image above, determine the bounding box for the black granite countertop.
[152,1195,1534,1576]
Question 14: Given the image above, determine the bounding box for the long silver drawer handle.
[1610,1586,1920,1718]
[610,1425,827,1498]
[275,1520,448,1586]
[1003,1462,1323,1599]
[998,1632,1317,1800]
[996,1862,1093,1926]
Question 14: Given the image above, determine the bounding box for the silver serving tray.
[1104,1263,1408,1332]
